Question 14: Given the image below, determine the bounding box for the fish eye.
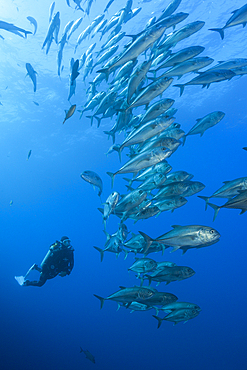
[210,230,215,234]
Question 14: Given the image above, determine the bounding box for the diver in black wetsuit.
[15,236,74,287]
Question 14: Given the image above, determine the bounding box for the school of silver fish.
[2,0,247,329]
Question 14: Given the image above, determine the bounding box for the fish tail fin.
[104,131,115,144]
[138,231,153,254]
[113,145,121,162]
[94,116,101,127]
[93,246,104,262]
[173,84,185,96]
[197,195,210,211]
[123,249,128,260]
[208,28,224,40]
[24,31,32,38]
[125,185,134,192]
[120,211,128,223]
[86,115,94,126]
[123,177,133,186]
[152,315,163,329]
[106,171,116,188]
[207,202,220,221]
[139,276,144,286]
[77,109,84,119]
[93,294,105,309]
[78,5,84,12]
[182,134,187,146]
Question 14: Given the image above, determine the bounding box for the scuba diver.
[15,236,74,287]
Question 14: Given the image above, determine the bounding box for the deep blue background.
[0,0,246,369]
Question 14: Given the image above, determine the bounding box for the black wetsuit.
[25,242,74,287]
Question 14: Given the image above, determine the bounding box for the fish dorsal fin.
[119,286,126,289]
[231,9,239,13]
[125,33,139,41]
[171,225,181,228]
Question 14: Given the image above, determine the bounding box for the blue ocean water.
[1,0,247,369]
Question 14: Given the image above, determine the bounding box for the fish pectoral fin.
[170,245,181,253]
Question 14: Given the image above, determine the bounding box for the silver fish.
[140,98,175,124]
[0,20,32,38]
[154,46,205,72]
[127,59,153,104]
[26,63,37,92]
[154,196,188,213]
[119,117,175,152]
[127,77,173,111]
[174,69,236,96]
[94,286,155,308]
[198,177,247,210]
[80,348,95,364]
[103,191,119,226]
[207,190,247,221]
[63,104,76,124]
[49,2,55,23]
[160,21,205,50]
[107,147,172,186]
[183,111,225,143]
[67,17,83,40]
[154,307,201,327]
[97,22,167,78]
[80,170,103,197]
[209,4,247,39]
[155,57,214,79]
[26,16,37,35]
[140,224,220,252]
[128,258,157,274]
[157,0,182,21]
